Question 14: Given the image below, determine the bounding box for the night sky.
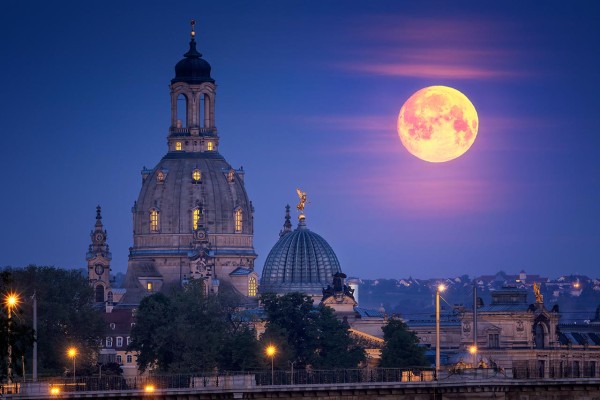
[2,1,599,280]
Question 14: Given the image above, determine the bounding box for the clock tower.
[86,205,113,306]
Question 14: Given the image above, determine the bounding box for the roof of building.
[354,307,385,318]
[260,215,342,296]
[230,267,253,276]
[171,35,214,85]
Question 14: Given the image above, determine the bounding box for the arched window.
[175,141,182,151]
[192,169,201,183]
[95,285,104,303]
[150,209,160,232]
[156,171,165,183]
[198,93,206,128]
[248,276,257,297]
[192,208,201,230]
[227,170,235,183]
[235,209,242,233]
[107,291,114,304]
[207,141,213,151]
[177,93,187,127]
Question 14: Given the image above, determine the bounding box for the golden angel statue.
[533,282,543,304]
[296,188,308,213]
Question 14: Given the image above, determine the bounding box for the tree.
[261,292,365,369]
[129,280,261,373]
[1,265,106,376]
[379,318,428,368]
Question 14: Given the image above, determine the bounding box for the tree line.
[1,266,428,380]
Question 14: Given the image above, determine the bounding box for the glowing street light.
[4,293,19,384]
[435,284,445,378]
[469,345,478,368]
[266,345,277,384]
[68,347,77,383]
[144,384,155,393]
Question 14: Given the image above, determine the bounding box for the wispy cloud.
[333,15,532,80]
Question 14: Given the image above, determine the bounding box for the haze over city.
[1,1,599,280]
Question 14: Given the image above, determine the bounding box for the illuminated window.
[175,141,182,151]
[192,169,201,182]
[126,355,133,363]
[227,170,235,182]
[207,141,213,151]
[192,208,201,230]
[150,210,159,232]
[235,209,242,233]
[147,282,153,291]
[248,277,257,297]
[156,171,165,183]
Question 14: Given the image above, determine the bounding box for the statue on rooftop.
[533,282,543,304]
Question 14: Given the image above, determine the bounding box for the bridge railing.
[0,367,435,397]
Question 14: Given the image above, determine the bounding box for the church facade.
[88,23,259,309]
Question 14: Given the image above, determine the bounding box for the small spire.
[95,205,103,227]
[280,205,292,237]
[184,19,202,58]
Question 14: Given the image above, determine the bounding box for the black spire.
[280,205,293,237]
[95,205,102,227]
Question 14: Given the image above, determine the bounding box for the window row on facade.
[105,336,132,348]
[149,208,243,233]
[156,168,235,184]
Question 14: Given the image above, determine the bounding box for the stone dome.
[171,38,214,85]
[260,216,342,296]
[132,152,253,238]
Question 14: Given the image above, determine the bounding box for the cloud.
[341,62,517,80]
[333,15,532,80]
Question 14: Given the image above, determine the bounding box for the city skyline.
[1,1,599,279]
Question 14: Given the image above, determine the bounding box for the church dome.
[260,216,342,296]
[132,152,253,238]
[124,23,257,301]
[171,38,214,85]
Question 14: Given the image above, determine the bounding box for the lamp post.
[266,345,277,384]
[5,293,19,385]
[68,347,77,383]
[435,284,445,379]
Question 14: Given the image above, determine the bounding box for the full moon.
[397,86,478,163]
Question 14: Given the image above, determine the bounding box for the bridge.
[2,368,600,399]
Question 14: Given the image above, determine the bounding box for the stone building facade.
[116,24,258,305]
[409,286,600,377]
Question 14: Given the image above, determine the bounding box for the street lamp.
[4,293,19,385]
[469,345,478,368]
[266,345,277,384]
[435,284,445,379]
[68,347,77,383]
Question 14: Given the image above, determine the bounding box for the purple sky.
[1,1,599,280]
